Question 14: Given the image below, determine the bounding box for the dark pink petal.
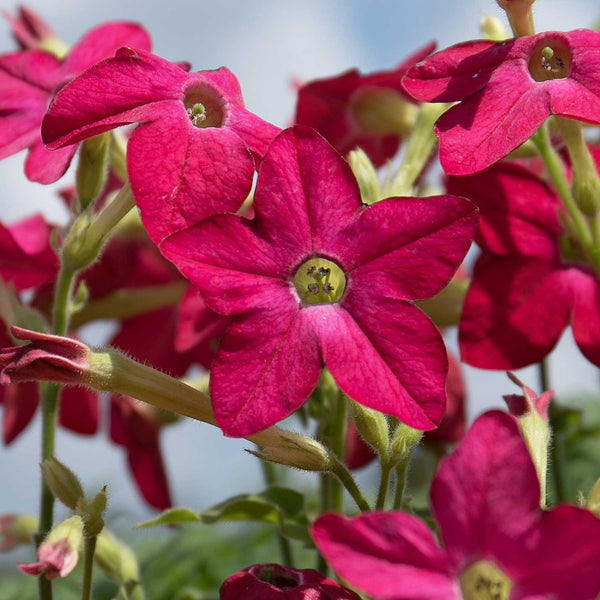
[315,300,447,430]
[60,22,152,77]
[435,75,548,175]
[0,214,58,291]
[3,6,54,50]
[128,112,253,243]
[58,386,98,435]
[548,77,600,125]
[568,267,600,368]
[446,161,561,259]
[161,216,294,315]
[344,419,376,470]
[311,512,456,599]
[0,50,59,92]
[227,103,281,158]
[341,195,477,300]
[459,258,570,369]
[430,411,540,571]
[126,441,171,510]
[513,505,600,600]
[24,140,77,184]
[210,303,321,436]
[403,40,509,102]
[0,381,38,444]
[43,50,187,149]
[252,127,361,261]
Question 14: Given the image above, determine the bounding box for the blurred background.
[0,0,599,554]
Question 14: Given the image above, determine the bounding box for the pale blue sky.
[0,0,599,529]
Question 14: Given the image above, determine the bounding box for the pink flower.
[0,21,151,183]
[312,411,600,600]
[504,371,553,420]
[42,48,280,244]
[403,30,600,175]
[294,42,434,167]
[2,5,54,50]
[161,126,478,437]
[219,563,361,599]
[447,157,600,369]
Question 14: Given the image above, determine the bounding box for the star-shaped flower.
[42,48,280,244]
[161,126,477,437]
[0,21,151,183]
[312,411,600,600]
[403,30,600,175]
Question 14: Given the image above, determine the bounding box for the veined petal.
[226,103,281,158]
[128,112,253,244]
[252,127,362,260]
[210,303,321,436]
[568,267,600,368]
[431,411,540,571]
[60,21,152,77]
[315,300,447,430]
[459,257,570,369]
[43,49,187,148]
[341,195,477,299]
[312,512,456,600]
[0,50,59,91]
[161,216,293,315]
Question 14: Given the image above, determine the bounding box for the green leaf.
[135,508,201,529]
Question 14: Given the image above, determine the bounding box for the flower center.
[459,560,512,600]
[528,40,571,82]
[292,258,346,305]
[254,565,300,590]
[183,84,225,128]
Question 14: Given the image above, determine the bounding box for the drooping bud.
[18,516,84,580]
[504,372,552,507]
[41,457,84,511]
[95,530,143,597]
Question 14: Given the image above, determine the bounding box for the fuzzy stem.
[393,458,410,510]
[329,457,371,512]
[375,459,392,510]
[81,536,97,600]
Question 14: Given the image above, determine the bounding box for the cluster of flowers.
[2,0,600,597]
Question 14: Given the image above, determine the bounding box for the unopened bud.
[390,423,423,465]
[248,431,333,472]
[0,514,37,552]
[480,14,509,41]
[76,133,110,211]
[76,487,107,537]
[347,398,389,458]
[95,529,141,589]
[348,149,382,205]
[41,457,84,511]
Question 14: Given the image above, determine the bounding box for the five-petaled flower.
[403,29,600,175]
[42,48,280,244]
[160,126,478,437]
[312,410,600,600]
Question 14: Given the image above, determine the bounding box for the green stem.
[328,392,347,514]
[375,459,392,510]
[329,457,371,512]
[259,460,294,567]
[52,266,76,336]
[393,458,410,510]
[81,536,97,600]
[532,125,600,275]
[385,102,447,197]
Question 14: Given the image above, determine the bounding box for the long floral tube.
[0,327,333,470]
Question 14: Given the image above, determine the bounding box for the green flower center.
[460,560,512,600]
[293,258,346,305]
[528,40,571,82]
[183,84,224,128]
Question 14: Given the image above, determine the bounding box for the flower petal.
[311,512,456,599]
[210,302,320,436]
[568,267,600,368]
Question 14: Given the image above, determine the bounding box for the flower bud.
[41,457,84,511]
[220,563,361,599]
[95,529,141,590]
[390,423,423,465]
[347,398,389,459]
[479,14,509,41]
[504,372,552,507]
[76,133,111,211]
[0,514,37,552]
[18,515,84,580]
[77,487,107,537]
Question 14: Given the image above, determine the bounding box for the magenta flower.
[42,48,280,244]
[294,42,434,167]
[161,126,477,437]
[447,156,600,369]
[403,30,600,175]
[220,563,360,599]
[2,5,54,50]
[0,21,151,183]
[312,411,600,600]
